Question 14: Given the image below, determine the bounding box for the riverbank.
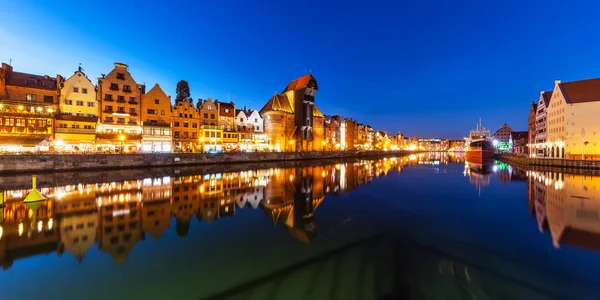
[497,154,600,171]
[0,150,419,174]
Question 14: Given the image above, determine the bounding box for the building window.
[155,99,159,104]
[73,87,79,93]
[129,118,137,124]
[117,107,125,113]
[110,83,119,90]
[256,126,260,131]
[87,102,95,107]
[147,109,157,115]
[192,123,198,128]
[183,132,189,138]
[225,108,229,113]
[129,108,136,114]
[123,85,131,92]
[64,99,73,105]
[58,123,67,128]
[26,94,37,101]
[174,122,180,127]
[105,105,113,112]
[205,132,209,137]
[129,97,137,103]
[192,132,197,138]
[27,79,36,87]
[105,117,113,122]
[118,95,125,102]
[174,131,180,138]
[105,94,113,100]
[240,118,244,122]
[43,81,54,89]
[116,73,125,80]
[184,122,189,128]
[43,96,54,103]
[76,100,84,106]
[117,118,125,123]
[71,124,80,129]
[84,125,94,129]
[204,113,208,118]
[217,132,221,138]
[161,110,165,115]
[211,114,215,119]
[82,88,88,94]
[254,118,258,123]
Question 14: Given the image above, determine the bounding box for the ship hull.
[465,148,494,160]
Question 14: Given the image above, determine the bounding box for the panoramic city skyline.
[3,1,600,138]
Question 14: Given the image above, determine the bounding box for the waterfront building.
[534,91,552,157]
[509,131,528,154]
[199,98,223,152]
[547,78,600,160]
[324,116,337,151]
[493,123,513,152]
[356,124,371,149]
[96,63,145,153]
[141,83,172,153]
[55,67,98,152]
[260,74,325,152]
[374,131,392,150]
[527,102,538,157]
[448,140,466,151]
[235,109,267,151]
[0,62,60,152]
[418,138,443,151]
[217,101,238,150]
[171,99,199,152]
[344,118,357,150]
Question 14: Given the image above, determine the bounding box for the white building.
[235,109,267,151]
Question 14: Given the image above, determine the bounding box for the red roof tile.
[559,78,600,104]
[282,74,317,93]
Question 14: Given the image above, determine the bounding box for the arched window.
[562,147,565,159]
[179,113,182,117]
[185,114,188,118]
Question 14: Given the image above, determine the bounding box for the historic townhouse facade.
[55,67,98,152]
[260,74,325,152]
[171,100,199,152]
[199,98,223,152]
[217,101,238,150]
[534,91,552,157]
[235,109,267,151]
[97,63,145,152]
[141,83,172,153]
[0,62,60,152]
[527,101,538,157]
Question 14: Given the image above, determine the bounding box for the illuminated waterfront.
[1,153,599,299]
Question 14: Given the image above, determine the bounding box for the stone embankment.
[498,154,600,170]
[0,150,418,174]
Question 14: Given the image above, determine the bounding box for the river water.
[0,153,599,299]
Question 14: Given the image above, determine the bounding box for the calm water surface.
[1,153,600,299]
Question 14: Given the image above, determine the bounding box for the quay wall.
[0,150,419,174]
[498,154,600,170]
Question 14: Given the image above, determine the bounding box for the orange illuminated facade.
[171,100,200,152]
[141,83,172,152]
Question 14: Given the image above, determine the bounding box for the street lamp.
[119,134,125,154]
[289,139,294,152]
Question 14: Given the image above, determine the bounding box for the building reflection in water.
[527,170,600,252]
[0,155,414,268]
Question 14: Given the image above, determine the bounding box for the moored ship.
[465,119,494,159]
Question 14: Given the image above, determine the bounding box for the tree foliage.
[175,80,191,103]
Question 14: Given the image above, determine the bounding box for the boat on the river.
[465,119,494,159]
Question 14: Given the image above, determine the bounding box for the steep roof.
[541,91,553,107]
[261,94,293,114]
[282,74,317,93]
[559,78,600,104]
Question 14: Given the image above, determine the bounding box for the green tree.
[175,80,191,103]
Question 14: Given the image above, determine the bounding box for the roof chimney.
[555,79,561,84]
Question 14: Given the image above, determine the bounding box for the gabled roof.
[530,102,538,112]
[282,74,317,93]
[145,83,168,98]
[261,94,293,114]
[540,91,553,107]
[558,78,600,104]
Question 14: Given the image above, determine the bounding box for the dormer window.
[225,108,229,113]
[27,79,36,87]
[116,73,125,80]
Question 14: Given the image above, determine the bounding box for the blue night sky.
[1,0,600,138]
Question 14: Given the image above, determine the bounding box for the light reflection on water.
[1,152,600,299]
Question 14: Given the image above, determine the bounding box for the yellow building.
[547,78,600,159]
[199,125,223,153]
[55,67,98,152]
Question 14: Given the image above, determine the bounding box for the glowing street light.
[119,134,125,154]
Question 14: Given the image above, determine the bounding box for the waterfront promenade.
[0,150,420,173]
[498,154,600,171]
